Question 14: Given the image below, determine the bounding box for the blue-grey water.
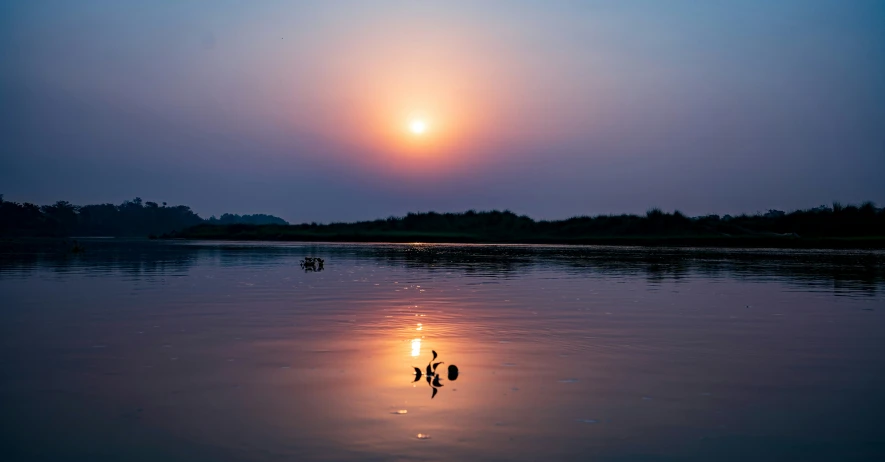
[1,240,884,461]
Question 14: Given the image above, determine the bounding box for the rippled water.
[1,240,884,461]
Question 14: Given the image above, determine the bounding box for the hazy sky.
[2,0,883,222]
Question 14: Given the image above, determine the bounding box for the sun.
[409,119,427,135]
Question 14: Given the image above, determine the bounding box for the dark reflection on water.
[1,240,884,461]
[2,240,884,295]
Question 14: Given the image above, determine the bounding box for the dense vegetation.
[0,196,287,237]
[4,194,883,247]
[206,213,288,226]
[173,203,885,248]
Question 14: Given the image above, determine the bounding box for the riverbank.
[162,226,885,249]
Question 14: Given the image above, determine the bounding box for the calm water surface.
[1,241,884,461]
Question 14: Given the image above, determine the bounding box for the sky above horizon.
[2,0,883,223]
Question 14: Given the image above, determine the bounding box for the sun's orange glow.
[272,19,525,178]
[409,119,427,135]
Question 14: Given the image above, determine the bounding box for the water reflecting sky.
[1,241,884,461]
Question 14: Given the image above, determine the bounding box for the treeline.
[4,194,882,245]
[206,213,287,226]
[0,196,287,237]
[174,202,885,247]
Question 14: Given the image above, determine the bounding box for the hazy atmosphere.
[2,0,883,222]
[3,3,885,461]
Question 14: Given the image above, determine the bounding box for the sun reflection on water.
[410,338,421,357]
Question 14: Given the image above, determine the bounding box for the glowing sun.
[409,119,427,135]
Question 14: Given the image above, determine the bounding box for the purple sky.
[2,1,883,222]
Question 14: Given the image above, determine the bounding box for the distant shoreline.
[3,235,885,252]
[158,204,884,250]
[5,202,884,250]
[159,232,885,250]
